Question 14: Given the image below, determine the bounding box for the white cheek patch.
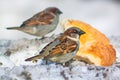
[67,36,79,42]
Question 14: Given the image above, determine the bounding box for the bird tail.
[25,54,45,61]
[6,27,20,30]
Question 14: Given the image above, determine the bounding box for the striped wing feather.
[20,12,54,27]
[46,36,77,58]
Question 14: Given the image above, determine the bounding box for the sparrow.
[25,27,85,65]
[7,7,62,37]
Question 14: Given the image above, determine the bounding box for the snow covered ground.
[0,36,120,80]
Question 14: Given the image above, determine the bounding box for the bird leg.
[39,36,47,40]
[39,35,53,40]
[45,60,48,65]
[50,34,55,38]
[62,59,74,67]
[61,62,69,67]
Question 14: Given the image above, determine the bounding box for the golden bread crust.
[63,20,116,66]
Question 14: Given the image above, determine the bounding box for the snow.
[0,36,58,67]
[0,64,120,80]
[0,36,120,80]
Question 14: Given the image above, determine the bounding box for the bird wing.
[25,36,61,61]
[20,11,55,27]
[25,36,78,62]
[46,36,78,58]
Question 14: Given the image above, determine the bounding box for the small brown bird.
[25,27,85,65]
[7,7,62,37]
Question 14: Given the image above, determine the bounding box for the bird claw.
[62,59,73,67]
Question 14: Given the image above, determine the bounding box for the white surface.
[0,36,120,80]
[0,0,120,39]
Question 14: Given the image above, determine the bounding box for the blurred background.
[0,0,120,39]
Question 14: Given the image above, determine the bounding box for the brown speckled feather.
[25,35,77,62]
[20,11,55,27]
[45,36,77,58]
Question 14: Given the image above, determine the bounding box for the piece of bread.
[61,19,116,66]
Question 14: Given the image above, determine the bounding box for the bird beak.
[79,30,86,35]
[58,10,63,14]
